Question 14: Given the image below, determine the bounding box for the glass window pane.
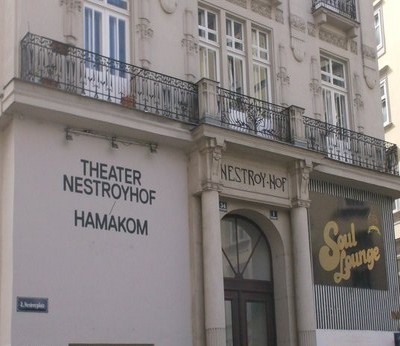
[320,57,330,73]
[237,219,271,280]
[84,8,93,51]
[226,19,232,37]
[259,32,267,49]
[234,22,242,40]
[118,19,126,62]
[221,217,238,275]
[246,302,268,346]
[225,301,234,346]
[207,49,217,80]
[235,58,244,94]
[109,16,117,59]
[253,64,269,102]
[94,11,102,55]
[198,9,205,27]
[208,12,216,30]
[332,61,344,79]
[323,88,333,124]
[107,0,127,9]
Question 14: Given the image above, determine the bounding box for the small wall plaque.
[17,297,48,313]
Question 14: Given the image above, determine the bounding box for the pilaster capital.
[197,137,226,192]
[289,159,312,208]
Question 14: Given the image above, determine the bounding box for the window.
[84,0,129,69]
[198,8,219,81]
[252,28,271,102]
[197,7,272,102]
[222,215,276,346]
[374,6,384,56]
[320,55,349,128]
[226,18,245,94]
[380,79,390,126]
[84,0,129,99]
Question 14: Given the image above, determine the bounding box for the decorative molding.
[136,22,154,40]
[362,44,377,60]
[59,0,82,11]
[226,0,247,9]
[309,80,321,95]
[251,0,272,18]
[354,94,364,112]
[349,40,357,54]
[181,36,198,54]
[307,22,317,37]
[160,0,177,14]
[289,160,312,208]
[275,8,284,24]
[363,65,377,89]
[291,37,305,62]
[198,138,226,192]
[319,28,347,50]
[290,14,306,33]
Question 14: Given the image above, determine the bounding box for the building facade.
[374,0,400,279]
[1,0,400,346]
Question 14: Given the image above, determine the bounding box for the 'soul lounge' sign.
[310,192,387,290]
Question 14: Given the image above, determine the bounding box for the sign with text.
[63,159,157,236]
[17,297,48,313]
[310,192,387,290]
[220,159,288,198]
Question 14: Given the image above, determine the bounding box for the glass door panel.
[246,301,268,346]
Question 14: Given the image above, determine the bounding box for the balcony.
[311,0,358,37]
[20,33,198,123]
[19,33,398,176]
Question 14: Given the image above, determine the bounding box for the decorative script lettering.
[318,221,381,283]
[221,163,287,192]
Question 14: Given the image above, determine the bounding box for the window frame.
[374,5,385,57]
[320,54,349,129]
[251,27,271,102]
[380,78,390,127]
[198,7,220,82]
[84,0,129,62]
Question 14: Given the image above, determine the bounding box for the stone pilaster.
[289,160,317,346]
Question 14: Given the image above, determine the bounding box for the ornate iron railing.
[19,33,398,175]
[217,87,291,143]
[312,0,357,20]
[20,33,198,123]
[304,116,398,174]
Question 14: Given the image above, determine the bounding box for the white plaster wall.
[9,117,192,346]
[0,122,16,346]
[316,329,398,346]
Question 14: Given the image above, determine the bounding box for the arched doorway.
[221,215,276,346]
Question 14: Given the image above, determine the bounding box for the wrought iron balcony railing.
[312,0,357,20]
[20,33,198,123]
[218,87,291,143]
[304,116,398,174]
[19,33,398,175]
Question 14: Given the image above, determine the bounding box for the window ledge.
[312,7,359,38]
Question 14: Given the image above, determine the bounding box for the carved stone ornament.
[59,0,82,11]
[160,0,177,14]
[251,0,272,18]
[319,28,347,50]
[226,0,247,9]
[350,40,357,54]
[275,9,284,24]
[362,44,377,60]
[290,14,306,33]
[291,37,305,62]
[307,22,317,37]
[181,36,198,55]
[363,66,377,89]
[136,22,154,40]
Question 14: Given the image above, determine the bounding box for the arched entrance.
[221,215,276,346]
